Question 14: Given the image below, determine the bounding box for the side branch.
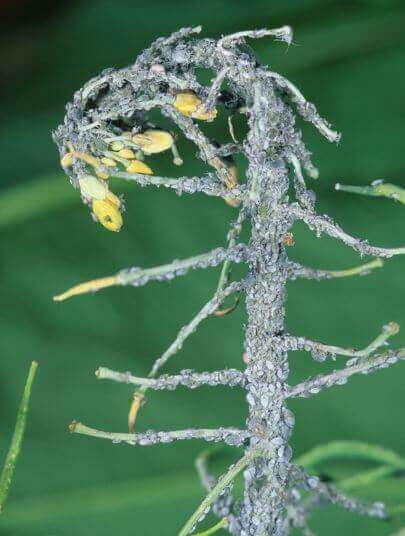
[285,322,399,361]
[96,367,245,390]
[69,422,249,446]
[287,348,405,399]
[293,205,405,258]
[53,245,248,302]
[111,171,244,200]
[128,281,243,431]
[267,71,341,143]
[162,107,238,189]
[287,258,383,280]
[196,450,241,534]
[291,465,386,519]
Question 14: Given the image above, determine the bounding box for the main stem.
[241,81,293,535]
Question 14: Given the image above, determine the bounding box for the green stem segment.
[193,518,228,535]
[0,361,38,513]
[179,449,262,536]
[336,182,405,204]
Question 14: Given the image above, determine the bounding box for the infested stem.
[53,247,247,302]
[69,422,249,447]
[128,281,243,430]
[289,257,384,280]
[179,449,263,536]
[96,367,245,390]
[286,321,399,360]
[288,348,405,399]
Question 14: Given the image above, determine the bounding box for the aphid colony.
[60,90,230,232]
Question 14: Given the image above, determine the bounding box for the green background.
[1,0,404,534]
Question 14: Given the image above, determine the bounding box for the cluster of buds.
[58,89,234,231]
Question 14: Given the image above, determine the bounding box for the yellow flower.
[117,148,136,160]
[173,91,217,121]
[125,159,153,175]
[132,130,174,154]
[92,199,123,232]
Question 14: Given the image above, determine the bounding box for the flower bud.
[132,130,174,154]
[101,157,117,167]
[173,91,217,121]
[60,152,73,168]
[125,159,153,175]
[92,199,123,232]
[79,174,108,200]
[117,148,136,160]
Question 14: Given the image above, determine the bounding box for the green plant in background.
[0,362,38,513]
[52,26,405,535]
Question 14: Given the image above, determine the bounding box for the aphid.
[173,91,217,121]
[92,199,123,232]
[125,159,153,175]
[131,130,174,154]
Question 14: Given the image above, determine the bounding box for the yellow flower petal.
[117,148,136,160]
[132,130,174,154]
[125,159,153,175]
[92,199,123,232]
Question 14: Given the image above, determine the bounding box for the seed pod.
[79,174,109,200]
[117,148,136,160]
[125,159,153,175]
[92,199,123,232]
[223,160,241,208]
[101,157,117,167]
[132,130,174,154]
[173,91,217,121]
[60,152,74,168]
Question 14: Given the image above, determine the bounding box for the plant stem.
[240,80,293,535]
[0,361,38,512]
[179,449,262,536]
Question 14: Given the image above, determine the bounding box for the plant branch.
[111,171,244,200]
[179,449,262,536]
[285,321,399,360]
[287,348,405,399]
[288,257,384,280]
[53,246,248,302]
[266,71,341,143]
[293,205,405,257]
[96,367,245,390]
[291,466,387,519]
[69,422,249,447]
[127,281,243,431]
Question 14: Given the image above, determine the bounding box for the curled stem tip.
[69,421,79,433]
[128,392,145,433]
[53,275,118,302]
